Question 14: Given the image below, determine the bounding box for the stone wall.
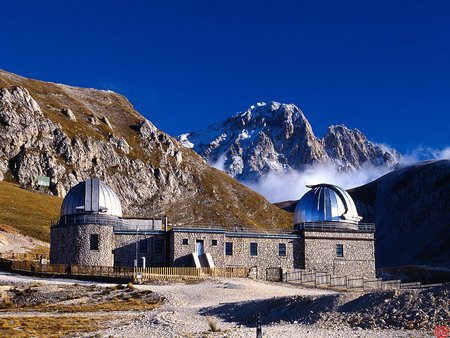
[50,224,80,265]
[302,230,375,278]
[170,229,226,267]
[113,232,166,267]
[50,223,114,267]
[50,224,376,279]
[224,234,302,279]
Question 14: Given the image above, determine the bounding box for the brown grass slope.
[0,70,292,234]
[0,181,61,241]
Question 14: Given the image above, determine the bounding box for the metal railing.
[295,222,375,232]
[283,269,434,291]
[53,215,166,232]
[53,214,125,227]
[172,223,296,234]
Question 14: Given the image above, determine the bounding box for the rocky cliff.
[178,102,399,181]
[0,70,291,230]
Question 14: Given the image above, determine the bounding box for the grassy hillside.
[0,181,62,242]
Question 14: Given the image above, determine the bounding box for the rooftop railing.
[171,223,296,234]
[53,215,165,231]
[295,222,375,232]
[53,217,374,233]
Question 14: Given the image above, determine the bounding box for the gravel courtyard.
[0,271,443,337]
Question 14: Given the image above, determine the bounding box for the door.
[196,240,204,255]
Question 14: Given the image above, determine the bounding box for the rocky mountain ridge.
[0,70,291,230]
[178,102,400,181]
[349,159,450,269]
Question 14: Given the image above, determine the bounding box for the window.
[212,239,218,246]
[154,239,163,254]
[225,242,233,256]
[336,244,344,257]
[90,234,99,251]
[279,243,286,256]
[250,242,258,256]
[182,238,188,245]
[139,239,148,254]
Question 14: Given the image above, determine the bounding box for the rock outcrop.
[349,160,450,269]
[0,70,291,229]
[178,102,400,182]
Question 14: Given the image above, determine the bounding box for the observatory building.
[293,184,375,277]
[50,178,375,278]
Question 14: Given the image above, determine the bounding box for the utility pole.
[135,227,139,267]
[256,313,262,338]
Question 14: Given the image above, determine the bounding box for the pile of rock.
[205,284,450,331]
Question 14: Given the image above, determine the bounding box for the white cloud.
[210,145,450,203]
[208,154,227,171]
[245,145,450,203]
[400,146,450,165]
[244,162,392,203]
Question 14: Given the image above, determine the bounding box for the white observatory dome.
[60,178,122,217]
[294,184,362,227]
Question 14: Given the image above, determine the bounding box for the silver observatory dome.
[60,178,122,218]
[294,184,362,228]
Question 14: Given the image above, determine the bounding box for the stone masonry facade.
[51,225,375,279]
[50,223,114,267]
[302,230,375,278]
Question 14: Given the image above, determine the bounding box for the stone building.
[50,179,375,279]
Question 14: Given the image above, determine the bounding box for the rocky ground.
[0,225,49,255]
[0,271,447,337]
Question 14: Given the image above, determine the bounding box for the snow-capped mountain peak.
[177,102,400,182]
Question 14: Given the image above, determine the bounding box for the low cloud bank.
[209,146,450,203]
[244,163,392,203]
[401,146,450,165]
[248,146,450,203]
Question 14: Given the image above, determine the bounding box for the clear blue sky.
[0,0,449,153]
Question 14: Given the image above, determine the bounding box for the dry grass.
[0,295,13,309]
[32,297,161,313]
[28,245,50,257]
[0,181,61,242]
[206,316,221,332]
[0,285,162,313]
[0,315,114,337]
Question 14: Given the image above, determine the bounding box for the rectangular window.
[90,234,99,251]
[336,244,344,257]
[225,242,233,256]
[212,239,218,246]
[139,239,148,254]
[279,243,286,256]
[182,238,188,245]
[154,239,163,254]
[250,242,258,256]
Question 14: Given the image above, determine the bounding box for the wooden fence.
[283,269,440,291]
[1,257,250,282]
[0,252,49,261]
[134,266,250,281]
[10,260,135,279]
